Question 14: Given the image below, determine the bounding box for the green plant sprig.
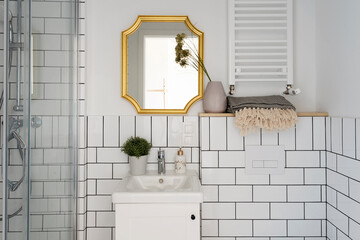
[175,33,212,82]
[121,137,152,158]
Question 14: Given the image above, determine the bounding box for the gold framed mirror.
[122,16,204,114]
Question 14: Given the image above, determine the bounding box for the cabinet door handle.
[191,214,196,220]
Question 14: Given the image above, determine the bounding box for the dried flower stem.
[175,33,212,82]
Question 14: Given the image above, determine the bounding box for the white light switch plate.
[245,145,285,175]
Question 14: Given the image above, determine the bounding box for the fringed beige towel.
[234,108,297,136]
[227,95,297,136]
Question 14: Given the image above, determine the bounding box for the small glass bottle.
[175,148,186,174]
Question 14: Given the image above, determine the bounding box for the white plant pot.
[129,155,148,176]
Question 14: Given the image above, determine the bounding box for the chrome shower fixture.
[282,84,301,96]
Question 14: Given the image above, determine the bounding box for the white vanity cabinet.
[112,171,203,240]
[115,203,200,240]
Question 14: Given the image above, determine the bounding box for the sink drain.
[158,178,164,184]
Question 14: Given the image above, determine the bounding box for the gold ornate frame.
[121,15,204,114]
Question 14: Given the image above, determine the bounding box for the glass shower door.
[1,0,78,239]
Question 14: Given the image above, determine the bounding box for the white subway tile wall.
[85,115,200,240]
[326,116,360,240]
[200,116,327,239]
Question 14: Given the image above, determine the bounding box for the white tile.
[270,168,303,185]
[87,196,112,211]
[349,179,360,203]
[120,116,135,146]
[202,186,218,202]
[45,19,72,35]
[288,220,322,236]
[87,228,112,240]
[32,2,61,17]
[113,164,130,179]
[202,220,218,236]
[253,220,287,237]
[327,221,337,240]
[87,164,112,179]
[202,203,235,219]
[288,186,321,202]
[104,116,119,147]
[262,130,278,145]
[36,116,53,148]
[337,155,360,182]
[227,117,244,150]
[338,231,352,240]
[253,186,286,202]
[87,116,103,147]
[349,219,360,240]
[219,151,245,167]
[236,169,269,185]
[168,116,183,147]
[210,117,227,150]
[219,220,252,236]
[219,186,252,202]
[326,117,331,151]
[151,116,167,147]
[87,180,96,195]
[313,117,326,150]
[43,149,66,164]
[87,212,96,227]
[305,203,326,219]
[236,203,269,219]
[96,212,115,227]
[327,152,337,171]
[331,117,343,154]
[338,193,360,224]
[97,148,127,163]
[202,169,235,185]
[184,116,199,147]
[245,129,261,146]
[200,117,210,150]
[279,127,295,150]
[87,148,96,163]
[286,151,320,168]
[305,168,326,185]
[343,118,356,158]
[357,119,360,160]
[327,205,349,234]
[296,117,313,150]
[201,151,218,167]
[271,203,304,219]
[327,186,337,207]
[192,148,200,163]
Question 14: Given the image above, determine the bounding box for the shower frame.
[1,0,79,239]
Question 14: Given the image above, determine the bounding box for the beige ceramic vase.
[203,81,227,113]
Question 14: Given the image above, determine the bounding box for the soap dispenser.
[175,148,186,174]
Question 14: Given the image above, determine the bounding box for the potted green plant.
[175,33,227,113]
[121,137,152,176]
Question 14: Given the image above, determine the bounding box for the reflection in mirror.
[122,16,204,114]
[128,23,198,109]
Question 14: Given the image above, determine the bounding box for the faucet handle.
[158,150,165,159]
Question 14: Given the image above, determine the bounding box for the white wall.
[86,0,318,115]
[315,0,360,118]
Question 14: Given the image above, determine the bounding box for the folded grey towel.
[227,95,296,113]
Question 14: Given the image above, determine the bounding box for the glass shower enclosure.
[1,0,78,239]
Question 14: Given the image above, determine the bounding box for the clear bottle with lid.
[175,148,186,174]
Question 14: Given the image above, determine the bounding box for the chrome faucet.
[158,149,166,174]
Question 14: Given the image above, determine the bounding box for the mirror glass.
[122,16,204,114]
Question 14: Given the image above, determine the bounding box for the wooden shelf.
[199,112,329,117]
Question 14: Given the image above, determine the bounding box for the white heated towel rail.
[228,0,294,94]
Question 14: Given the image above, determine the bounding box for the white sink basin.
[112,170,203,203]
